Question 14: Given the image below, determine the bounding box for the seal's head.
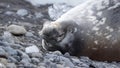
[39,21,80,55]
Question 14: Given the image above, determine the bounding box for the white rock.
[16,9,28,16]
[35,12,43,18]
[7,24,27,35]
[0,63,6,68]
[48,4,73,20]
[25,45,39,53]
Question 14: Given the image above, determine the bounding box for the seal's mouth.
[42,39,53,50]
[41,33,65,51]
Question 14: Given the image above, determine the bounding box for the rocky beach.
[0,0,120,68]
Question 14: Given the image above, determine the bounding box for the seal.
[40,0,120,61]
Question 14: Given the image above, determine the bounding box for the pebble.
[35,12,44,18]
[16,9,28,16]
[25,32,34,37]
[17,50,31,63]
[4,47,18,56]
[2,31,14,43]
[31,58,40,65]
[56,64,64,68]
[7,24,27,35]
[0,63,6,68]
[0,47,8,58]
[28,52,43,58]
[8,56,18,63]
[0,58,8,65]
[25,45,39,53]
[5,11,14,15]
[6,63,17,68]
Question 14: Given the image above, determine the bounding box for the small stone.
[52,51,62,55]
[0,63,6,68]
[25,32,34,37]
[2,31,14,43]
[7,24,27,35]
[28,52,43,58]
[56,64,64,68]
[5,11,14,15]
[0,47,8,58]
[8,56,18,63]
[25,45,39,53]
[17,50,31,63]
[38,66,46,68]
[16,9,28,16]
[0,58,8,65]
[35,12,43,18]
[6,63,16,68]
[4,47,18,56]
[31,58,40,65]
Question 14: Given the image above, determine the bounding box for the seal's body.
[40,0,120,61]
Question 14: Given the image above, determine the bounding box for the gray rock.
[23,63,37,68]
[2,31,14,43]
[10,44,24,50]
[56,64,64,68]
[25,45,39,53]
[45,61,57,68]
[8,56,18,63]
[44,52,74,67]
[35,12,43,18]
[91,61,120,68]
[25,32,34,37]
[7,24,27,35]
[28,52,43,58]
[17,50,31,63]
[16,9,28,16]
[0,41,10,47]
[31,58,40,65]
[0,47,8,58]
[48,3,73,20]
[4,47,18,56]
[5,11,14,15]
[6,63,16,68]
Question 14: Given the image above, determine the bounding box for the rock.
[0,58,8,65]
[38,66,46,68]
[25,45,39,53]
[0,63,6,68]
[25,32,34,37]
[31,58,40,65]
[7,24,27,35]
[4,47,18,56]
[16,9,28,16]
[0,41,10,47]
[10,44,24,50]
[56,64,64,68]
[48,4,73,20]
[2,31,14,43]
[0,47,8,58]
[23,63,37,68]
[28,52,43,58]
[6,63,17,68]
[52,51,62,55]
[17,50,31,63]
[5,11,14,15]
[8,56,18,63]
[35,12,44,18]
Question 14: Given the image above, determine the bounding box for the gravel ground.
[0,0,120,68]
